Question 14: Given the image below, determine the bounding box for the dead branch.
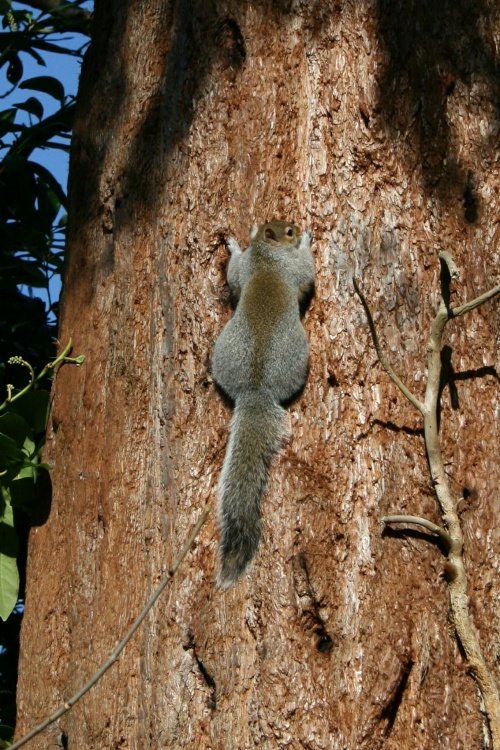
[354,262,500,748]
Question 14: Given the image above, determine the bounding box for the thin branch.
[451,283,500,318]
[352,277,425,415]
[356,255,500,747]
[382,514,452,547]
[422,261,500,747]
[10,504,211,750]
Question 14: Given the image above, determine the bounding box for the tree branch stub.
[381,514,452,548]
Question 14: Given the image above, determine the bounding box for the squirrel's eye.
[285,227,294,237]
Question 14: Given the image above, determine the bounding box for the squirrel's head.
[252,220,300,247]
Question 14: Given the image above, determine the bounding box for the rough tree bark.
[16,1,499,749]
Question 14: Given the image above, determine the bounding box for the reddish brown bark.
[16,1,498,748]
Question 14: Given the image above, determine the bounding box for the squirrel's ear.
[250,224,258,241]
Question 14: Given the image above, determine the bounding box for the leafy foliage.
[0,346,84,616]
[0,7,81,376]
[0,0,91,739]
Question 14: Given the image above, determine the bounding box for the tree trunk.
[16,1,499,748]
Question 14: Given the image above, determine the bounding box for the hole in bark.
[327,373,339,387]
[461,486,478,505]
[315,631,333,653]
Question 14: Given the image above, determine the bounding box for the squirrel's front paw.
[300,229,313,249]
[226,238,242,256]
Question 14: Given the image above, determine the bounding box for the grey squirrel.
[212,220,315,588]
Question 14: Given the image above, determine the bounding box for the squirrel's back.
[213,221,315,586]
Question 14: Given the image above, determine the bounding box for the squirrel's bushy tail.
[216,390,287,589]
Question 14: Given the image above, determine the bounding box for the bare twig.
[451,284,500,318]
[356,262,500,747]
[381,515,452,547]
[423,269,500,747]
[353,277,425,414]
[10,504,211,750]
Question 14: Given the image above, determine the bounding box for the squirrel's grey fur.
[212,220,315,588]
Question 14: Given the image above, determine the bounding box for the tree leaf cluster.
[0,389,50,620]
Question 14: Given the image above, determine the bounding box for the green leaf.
[14,95,44,120]
[6,52,22,84]
[0,412,31,444]
[21,432,36,461]
[28,39,82,56]
[4,259,47,287]
[0,433,24,472]
[9,473,34,511]
[30,160,67,207]
[0,413,31,475]
[0,723,15,748]
[0,107,15,121]
[0,490,19,621]
[0,119,21,138]
[36,181,62,229]
[19,75,65,103]
[0,726,15,747]
[0,413,30,447]
[2,8,30,28]
[0,106,16,136]
[9,389,50,433]
[25,46,45,66]
[6,100,74,159]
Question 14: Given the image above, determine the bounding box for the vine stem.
[0,337,84,412]
[10,504,211,750]
[354,259,500,747]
